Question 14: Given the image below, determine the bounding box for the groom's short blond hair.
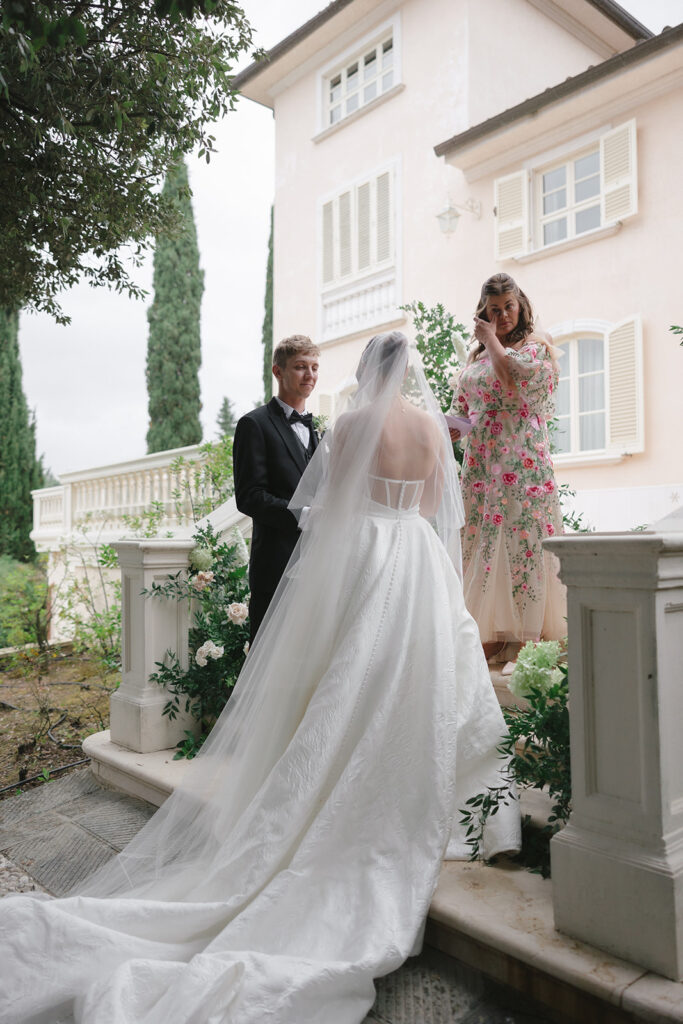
[273,335,320,369]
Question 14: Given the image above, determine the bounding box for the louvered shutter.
[338,191,352,276]
[322,201,334,284]
[494,170,528,260]
[357,182,371,270]
[601,119,638,224]
[376,171,391,263]
[606,315,643,453]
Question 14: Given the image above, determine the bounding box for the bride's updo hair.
[357,330,409,384]
[470,273,535,362]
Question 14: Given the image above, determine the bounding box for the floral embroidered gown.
[454,335,566,643]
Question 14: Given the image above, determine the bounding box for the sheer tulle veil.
[77,333,465,902]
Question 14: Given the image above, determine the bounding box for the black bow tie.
[288,410,313,426]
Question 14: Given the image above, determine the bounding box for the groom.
[233,335,321,643]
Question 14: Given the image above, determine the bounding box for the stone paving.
[0,769,553,1023]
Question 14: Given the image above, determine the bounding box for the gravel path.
[0,852,46,897]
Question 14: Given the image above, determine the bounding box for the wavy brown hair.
[469,273,535,362]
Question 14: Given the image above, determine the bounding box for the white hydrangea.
[507,640,564,699]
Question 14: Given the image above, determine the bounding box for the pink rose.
[543,480,555,493]
[490,421,503,435]
[483,392,492,402]
[525,485,544,498]
[492,513,503,526]
[525,550,534,558]
[492,380,502,391]
[520,407,529,419]
[484,512,491,521]
[502,472,518,485]
[491,464,502,475]
[458,395,467,405]
[478,444,487,455]
[467,456,478,467]
[472,481,485,493]
[546,523,555,535]
[520,380,528,388]
[523,457,534,468]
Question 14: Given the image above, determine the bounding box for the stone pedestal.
[110,538,200,754]
[546,524,683,981]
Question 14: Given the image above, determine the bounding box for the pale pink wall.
[270,0,610,399]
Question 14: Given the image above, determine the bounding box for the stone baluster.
[109,538,199,753]
[546,508,683,981]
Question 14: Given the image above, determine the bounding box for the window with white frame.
[494,119,637,261]
[538,148,601,247]
[318,163,399,343]
[325,33,396,128]
[554,336,606,454]
[321,169,393,286]
[550,316,644,461]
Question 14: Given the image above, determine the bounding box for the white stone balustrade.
[546,507,683,981]
[31,444,207,550]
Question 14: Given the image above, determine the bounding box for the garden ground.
[0,647,116,800]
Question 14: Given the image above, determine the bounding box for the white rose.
[227,602,249,625]
[195,639,224,666]
[193,570,215,592]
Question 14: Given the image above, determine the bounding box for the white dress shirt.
[275,396,311,448]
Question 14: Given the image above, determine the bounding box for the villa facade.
[233,0,683,530]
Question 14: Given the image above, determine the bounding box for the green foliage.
[262,205,274,402]
[58,520,121,679]
[671,325,683,345]
[400,300,470,414]
[460,641,570,878]
[0,555,49,650]
[146,159,204,453]
[0,308,44,560]
[146,523,250,754]
[170,436,235,523]
[216,395,237,437]
[0,2,254,321]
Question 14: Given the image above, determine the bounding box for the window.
[321,170,393,286]
[550,317,644,461]
[494,120,637,261]
[538,149,601,247]
[324,30,397,129]
[318,163,400,343]
[555,336,606,454]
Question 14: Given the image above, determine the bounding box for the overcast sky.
[18,0,683,477]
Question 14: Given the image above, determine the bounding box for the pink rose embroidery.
[492,513,503,526]
[525,550,534,558]
[483,392,492,402]
[502,472,518,485]
[525,485,544,498]
[546,523,555,536]
[543,480,555,493]
[472,481,485,493]
[467,457,478,467]
[490,421,503,435]
[520,380,528,389]
[523,457,535,468]
[520,407,529,419]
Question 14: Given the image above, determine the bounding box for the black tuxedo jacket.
[233,397,318,602]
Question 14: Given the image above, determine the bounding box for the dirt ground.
[0,648,117,801]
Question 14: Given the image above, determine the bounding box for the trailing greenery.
[146,159,204,453]
[400,300,470,414]
[0,555,49,651]
[146,523,250,757]
[261,205,274,401]
[460,641,570,878]
[0,1,254,321]
[216,396,237,437]
[671,325,683,345]
[0,308,44,561]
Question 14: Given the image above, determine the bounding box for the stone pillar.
[110,538,200,754]
[546,513,683,981]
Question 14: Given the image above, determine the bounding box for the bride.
[0,332,519,1024]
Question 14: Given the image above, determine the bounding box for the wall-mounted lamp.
[436,198,482,234]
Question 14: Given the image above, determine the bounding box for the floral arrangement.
[460,640,570,877]
[145,523,250,758]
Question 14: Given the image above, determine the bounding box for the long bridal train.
[0,335,519,1024]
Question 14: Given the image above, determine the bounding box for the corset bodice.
[368,475,425,512]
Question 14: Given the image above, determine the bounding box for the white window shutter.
[601,119,638,224]
[376,171,391,263]
[357,181,371,270]
[338,191,352,276]
[322,201,334,284]
[494,169,528,260]
[606,315,643,454]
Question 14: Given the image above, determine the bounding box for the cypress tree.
[261,205,274,402]
[146,160,204,453]
[216,396,237,437]
[0,309,44,561]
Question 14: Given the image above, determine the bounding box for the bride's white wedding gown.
[0,476,519,1024]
